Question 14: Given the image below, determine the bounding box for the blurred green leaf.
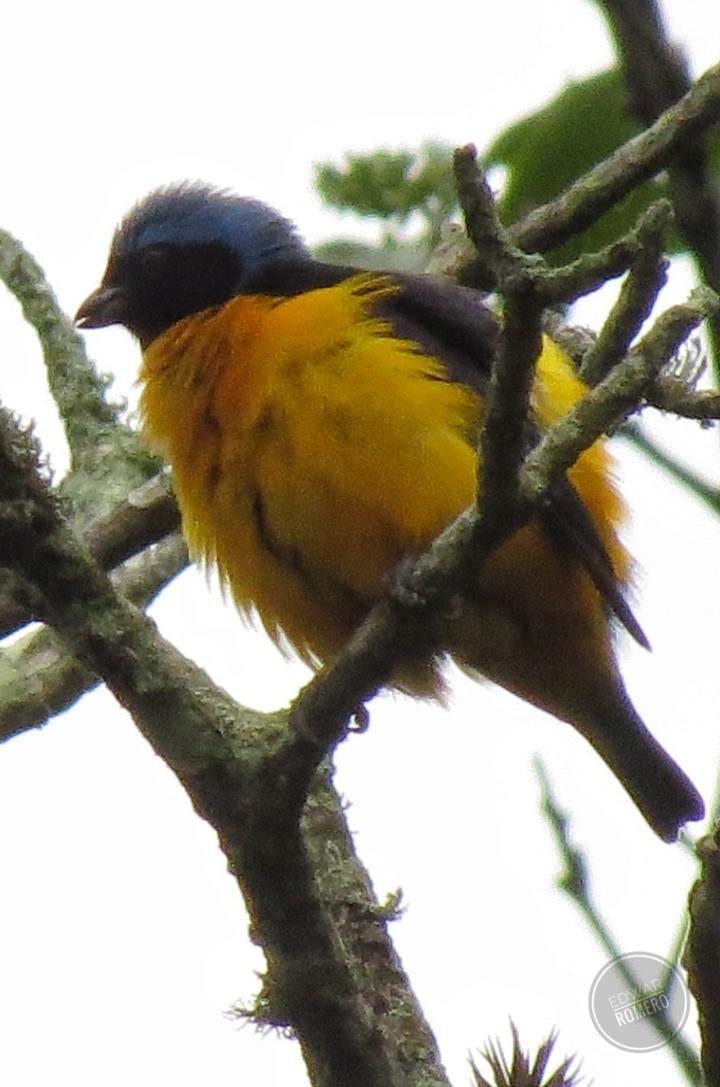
[482,68,671,263]
[314,142,457,247]
[313,70,720,270]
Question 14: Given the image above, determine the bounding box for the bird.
[76,181,704,841]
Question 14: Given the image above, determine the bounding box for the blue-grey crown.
[113,181,310,274]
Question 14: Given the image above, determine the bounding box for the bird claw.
[348,705,370,733]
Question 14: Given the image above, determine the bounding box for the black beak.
[75,286,128,329]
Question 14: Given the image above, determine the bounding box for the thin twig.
[581,201,671,385]
[593,0,720,366]
[508,61,720,257]
[522,288,720,497]
[536,759,702,1081]
[453,147,544,530]
[622,424,720,511]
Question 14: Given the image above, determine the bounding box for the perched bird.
[76,182,703,841]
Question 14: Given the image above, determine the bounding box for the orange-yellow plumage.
[141,277,479,666]
[75,181,704,840]
[139,274,625,711]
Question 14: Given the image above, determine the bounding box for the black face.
[81,240,245,347]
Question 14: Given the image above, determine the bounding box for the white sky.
[1,2,719,1085]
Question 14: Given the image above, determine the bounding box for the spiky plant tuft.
[470,1022,583,1087]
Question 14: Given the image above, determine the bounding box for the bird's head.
[75,182,309,346]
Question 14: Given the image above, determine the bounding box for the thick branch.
[684,826,720,1087]
[0,473,182,640]
[0,230,157,505]
[0,231,180,645]
[0,405,448,1087]
[0,533,188,742]
[0,230,113,456]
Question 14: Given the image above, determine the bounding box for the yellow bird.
[76,182,704,841]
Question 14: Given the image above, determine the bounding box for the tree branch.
[0,230,158,514]
[0,473,182,640]
[452,146,544,538]
[0,404,449,1087]
[0,228,183,652]
[622,423,720,511]
[684,825,720,1087]
[523,288,720,495]
[509,60,720,257]
[290,152,720,763]
[593,0,720,365]
[580,200,670,385]
[2,57,719,1080]
[0,533,188,742]
[536,759,702,1081]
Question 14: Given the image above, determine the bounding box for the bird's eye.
[137,244,170,270]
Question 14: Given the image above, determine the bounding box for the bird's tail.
[445,588,703,840]
[570,691,704,842]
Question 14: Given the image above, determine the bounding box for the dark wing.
[376,271,499,393]
[244,258,499,391]
[538,482,649,648]
[378,273,648,647]
[244,258,647,646]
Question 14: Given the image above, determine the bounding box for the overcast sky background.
[2,2,720,1084]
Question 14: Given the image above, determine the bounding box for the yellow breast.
[139,275,479,664]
